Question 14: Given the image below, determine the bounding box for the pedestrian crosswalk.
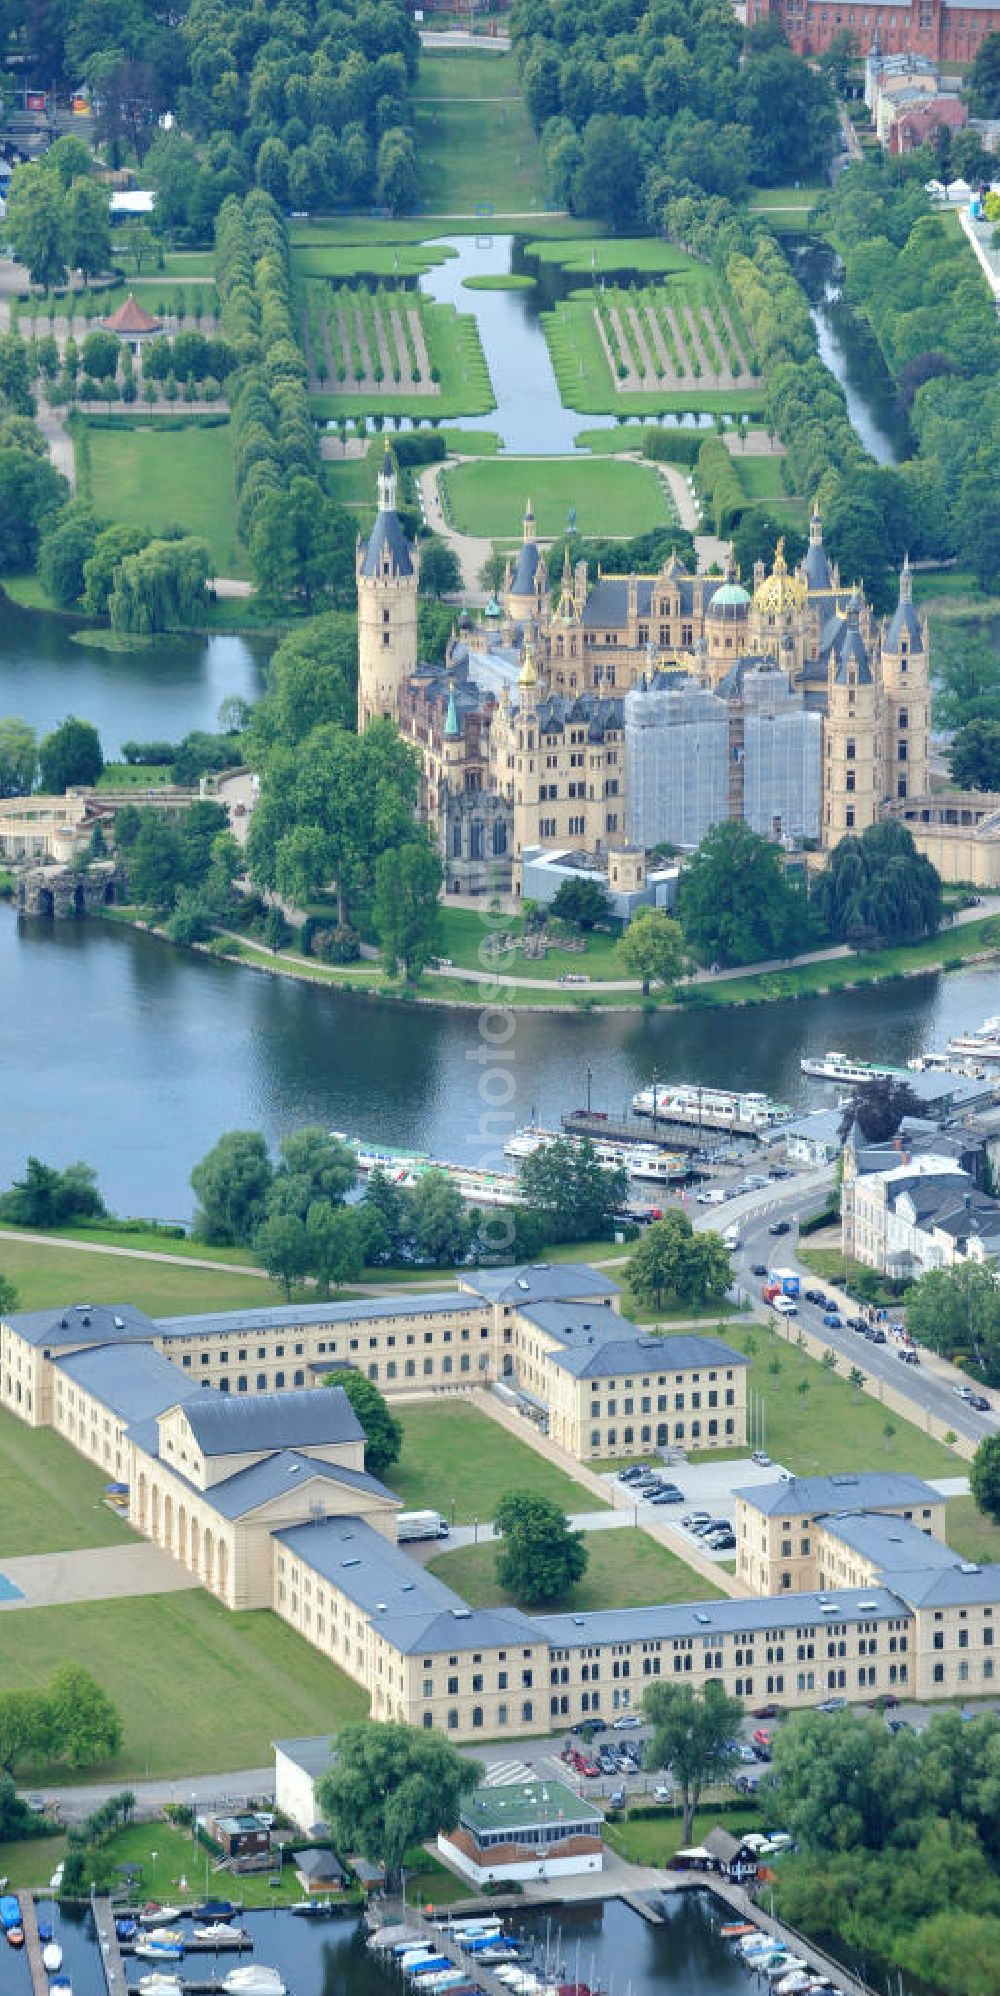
[481,1758,535,1786]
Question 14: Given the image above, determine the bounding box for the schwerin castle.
[357,454,1000,895]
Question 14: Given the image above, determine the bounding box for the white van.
[723,1224,740,1250]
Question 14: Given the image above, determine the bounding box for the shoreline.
[93,907,1000,1016]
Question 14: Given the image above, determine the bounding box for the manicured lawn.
[391,1402,602,1524]
[82,422,248,579]
[414,51,547,214]
[432,905,627,981]
[74,1823,315,1906]
[0,1593,370,1779]
[674,916,1000,1011]
[945,1495,1000,1565]
[289,216,597,247]
[740,1329,960,1479]
[0,1836,68,1888]
[542,298,765,419]
[309,300,494,423]
[526,238,705,277]
[462,273,536,291]
[97,761,173,789]
[736,455,789,501]
[442,456,673,538]
[798,1243,907,1310]
[0,1234,288,1315]
[2,1221,263,1267]
[606,1804,763,1867]
[0,1406,135,1556]
[428,1530,723,1611]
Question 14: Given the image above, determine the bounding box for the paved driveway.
[0,1542,200,1611]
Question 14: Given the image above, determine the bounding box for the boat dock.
[92,1896,127,1994]
[18,1892,46,1996]
[561,1109,706,1155]
[371,1903,532,1996]
[121,1932,252,1953]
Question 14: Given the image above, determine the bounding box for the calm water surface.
[0,604,269,756]
[2,903,999,1219]
[6,1896,753,1996]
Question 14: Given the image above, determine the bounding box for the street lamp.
[151,1851,158,1891]
[652,1067,658,1135]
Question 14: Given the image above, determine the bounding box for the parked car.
[613,1713,642,1729]
[845,1316,867,1332]
[752,1703,780,1720]
[752,1727,773,1748]
[618,1466,647,1483]
[898,1349,920,1365]
[683,1511,711,1530]
[731,1742,757,1764]
[650,1489,684,1505]
[751,1450,773,1467]
[823,1311,843,1329]
[609,1787,626,1808]
[652,1784,672,1803]
[816,1696,848,1714]
[868,1327,886,1344]
[708,1532,736,1551]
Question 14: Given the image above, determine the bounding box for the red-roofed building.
[101,292,162,354]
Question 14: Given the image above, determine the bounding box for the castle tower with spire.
[356,449,419,731]
[879,555,930,809]
[823,593,881,844]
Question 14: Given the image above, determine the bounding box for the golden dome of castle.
[753,539,808,617]
[518,637,537,688]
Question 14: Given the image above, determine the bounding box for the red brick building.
[746,0,1000,65]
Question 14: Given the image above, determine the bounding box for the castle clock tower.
[357,450,419,731]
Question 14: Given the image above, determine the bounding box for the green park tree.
[837,1075,923,1144]
[626,1211,731,1310]
[190,1129,274,1246]
[37,505,102,609]
[518,1136,627,1243]
[644,1680,744,1842]
[0,448,68,572]
[616,908,686,994]
[249,476,355,611]
[266,1126,357,1221]
[418,537,463,599]
[0,717,38,797]
[248,718,422,925]
[373,836,443,980]
[317,1721,481,1882]
[813,820,942,949]
[38,716,104,792]
[82,524,151,617]
[254,1211,312,1298]
[108,536,212,634]
[949,719,1000,791]
[494,1491,588,1606]
[905,1261,1000,1372]
[549,877,612,930]
[331,1368,403,1478]
[406,1169,472,1267]
[0,1157,104,1227]
[63,176,111,284]
[308,1201,365,1294]
[46,1664,122,1769]
[971,1434,1000,1525]
[0,1689,48,1777]
[6,161,68,289]
[676,820,805,966]
[126,814,187,912]
[245,613,358,753]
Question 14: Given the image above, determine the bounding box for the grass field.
[63,1822,310,1905]
[294,242,455,279]
[0,1593,369,1778]
[526,239,704,277]
[81,422,247,579]
[741,1330,959,1479]
[736,455,789,501]
[463,273,536,291]
[428,1529,723,1612]
[607,1804,763,1867]
[0,1234,287,1315]
[309,299,494,422]
[442,457,674,537]
[945,1495,1000,1564]
[543,297,766,420]
[391,1402,602,1523]
[0,1406,135,1556]
[798,1243,907,1310]
[414,51,547,214]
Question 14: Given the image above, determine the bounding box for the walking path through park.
[0,1542,199,1612]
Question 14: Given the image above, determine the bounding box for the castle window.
[470,823,484,860]
[846,773,855,793]
[451,824,461,858]
[846,739,855,759]
[898,742,907,762]
[846,808,855,829]
[493,822,507,857]
[898,778,907,799]
[899,710,908,729]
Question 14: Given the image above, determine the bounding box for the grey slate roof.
[891,1562,1000,1608]
[6,1302,158,1348]
[735,1471,942,1518]
[834,603,872,685]
[155,1293,473,1338]
[181,1385,363,1456]
[538,1586,910,1649]
[55,1341,203,1424]
[511,540,540,596]
[202,1449,395,1521]
[535,693,623,740]
[820,1511,962,1574]
[802,539,831,591]
[518,1304,747,1380]
[295,1848,345,1883]
[275,1517,539,1654]
[360,507,412,579]
[460,1264,620,1306]
[273,1734,335,1779]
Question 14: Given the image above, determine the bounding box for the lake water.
[2,900,998,1220]
[0,606,269,757]
[787,239,910,467]
[4,1894,755,1996]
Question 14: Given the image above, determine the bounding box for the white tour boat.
[632,1083,793,1132]
[800,1051,910,1084]
[504,1126,686,1184]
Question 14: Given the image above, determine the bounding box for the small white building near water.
[273,1734,334,1834]
[438,1779,604,1886]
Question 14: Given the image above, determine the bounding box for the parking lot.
[602,1454,790,1561]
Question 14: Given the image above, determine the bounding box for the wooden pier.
[371,1903,530,1996]
[561,1109,709,1155]
[18,1891,47,1996]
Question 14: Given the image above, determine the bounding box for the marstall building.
[3,1284,999,1737]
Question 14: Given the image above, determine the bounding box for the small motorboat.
[135,1941,185,1962]
[141,1905,182,1927]
[194,1923,245,1942]
[0,1896,21,1934]
[37,1921,54,1944]
[138,1979,183,1996]
[291,1899,337,1917]
[192,1899,238,1921]
[8,1927,25,1949]
[116,1919,139,1941]
[222,1968,287,1995]
[49,1865,64,1893]
[50,1980,72,1996]
[43,1941,64,1973]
